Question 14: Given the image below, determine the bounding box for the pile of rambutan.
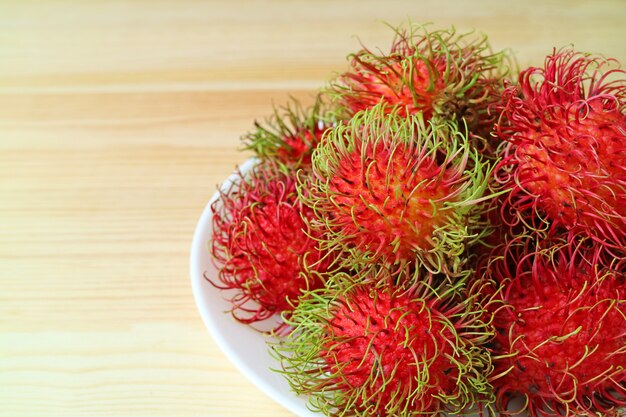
[207,23,625,417]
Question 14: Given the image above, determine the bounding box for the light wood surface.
[1,1,625,416]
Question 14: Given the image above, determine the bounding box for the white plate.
[190,159,315,417]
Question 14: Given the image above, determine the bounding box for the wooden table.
[2,1,624,416]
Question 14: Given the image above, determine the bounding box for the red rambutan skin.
[494,49,626,251]
[327,138,456,262]
[321,286,459,415]
[487,241,626,417]
[210,162,331,325]
[274,123,328,167]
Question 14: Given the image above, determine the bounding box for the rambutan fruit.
[273,268,495,417]
[303,104,493,276]
[328,23,509,154]
[485,238,626,417]
[241,96,333,169]
[494,49,626,253]
[210,161,333,327]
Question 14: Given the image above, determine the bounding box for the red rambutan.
[486,239,626,417]
[210,161,332,327]
[241,96,333,169]
[494,49,626,253]
[304,104,493,276]
[328,23,509,152]
[274,269,495,417]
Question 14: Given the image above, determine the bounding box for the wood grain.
[1,1,624,416]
